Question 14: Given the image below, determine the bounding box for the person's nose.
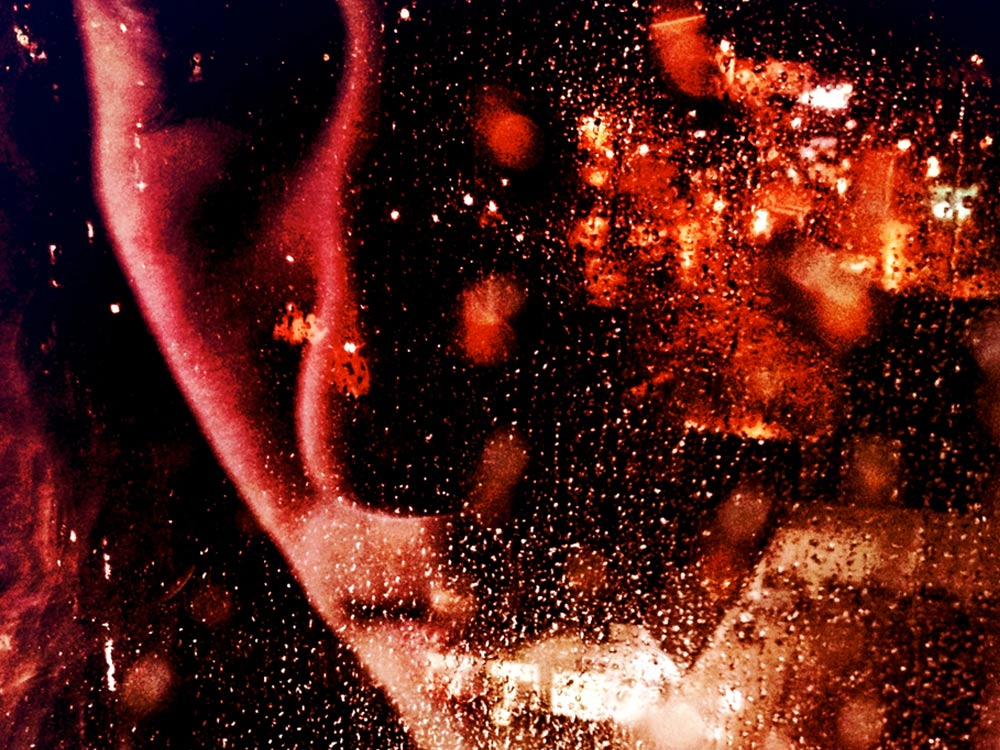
[77,2,475,746]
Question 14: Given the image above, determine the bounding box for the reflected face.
[75,0,1000,748]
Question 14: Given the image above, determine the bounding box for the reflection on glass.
[2,1,1000,748]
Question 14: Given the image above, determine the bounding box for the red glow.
[476,89,541,170]
[649,13,718,97]
[482,112,540,170]
[458,274,523,365]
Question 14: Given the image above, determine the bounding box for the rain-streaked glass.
[2,1,999,748]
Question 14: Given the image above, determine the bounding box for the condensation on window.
[3,1,1000,749]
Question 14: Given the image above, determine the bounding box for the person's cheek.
[78,1,301,513]
[78,0,376,519]
[78,2,485,747]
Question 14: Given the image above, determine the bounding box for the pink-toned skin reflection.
[76,1,1000,747]
[76,0,466,747]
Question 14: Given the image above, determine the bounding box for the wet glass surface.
[3,1,1000,748]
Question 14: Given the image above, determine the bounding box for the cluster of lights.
[558,12,997,439]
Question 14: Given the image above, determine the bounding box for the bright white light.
[931,185,979,223]
[752,209,771,236]
[488,660,540,721]
[722,687,745,713]
[104,639,117,692]
[463,193,474,206]
[630,649,681,684]
[637,699,711,749]
[798,83,853,110]
[551,670,615,722]
[843,257,874,275]
[926,156,941,179]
